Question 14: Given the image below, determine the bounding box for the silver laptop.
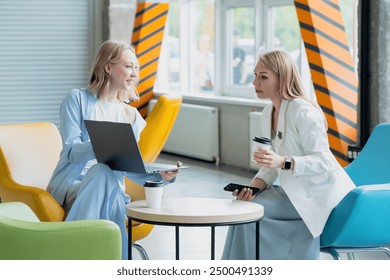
[84,120,188,174]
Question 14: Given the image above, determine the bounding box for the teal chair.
[0,202,122,260]
[320,123,390,260]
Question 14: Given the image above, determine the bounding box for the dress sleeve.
[253,166,278,186]
[60,89,95,163]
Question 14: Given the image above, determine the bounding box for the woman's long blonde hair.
[259,50,327,128]
[88,40,140,103]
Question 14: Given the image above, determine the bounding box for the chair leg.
[321,246,390,260]
[132,243,149,260]
[346,252,355,260]
[348,247,390,259]
[380,247,390,259]
[320,247,342,260]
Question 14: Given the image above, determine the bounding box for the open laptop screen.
[85,120,188,174]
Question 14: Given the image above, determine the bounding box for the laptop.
[84,120,188,174]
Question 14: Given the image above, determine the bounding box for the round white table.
[126,197,264,260]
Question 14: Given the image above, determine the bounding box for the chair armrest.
[321,184,390,247]
[0,180,65,222]
[0,219,121,260]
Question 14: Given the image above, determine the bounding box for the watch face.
[284,161,292,170]
[283,159,292,170]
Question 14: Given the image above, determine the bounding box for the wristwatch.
[282,157,292,170]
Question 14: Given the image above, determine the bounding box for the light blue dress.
[222,185,319,260]
[222,131,320,260]
[47,88,168,260]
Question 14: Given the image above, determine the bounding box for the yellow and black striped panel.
[294,0,358,166]
[131,2,169,117]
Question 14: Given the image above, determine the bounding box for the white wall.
[177,96,267,170]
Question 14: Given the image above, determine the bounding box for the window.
[264,0,315,100]
[156,0,216,94]
[157,0,181,93]
[222,1,256,98]
[155,0,358,101]
[339,0,359,68]
[227,6,255,87]
[189,1,216,93]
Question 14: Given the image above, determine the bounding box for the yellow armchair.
[0,94,182,259]
[138,94,182,162]
[0,122,65,222]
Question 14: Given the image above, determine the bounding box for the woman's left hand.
[253,147,284,168]
[160,170,180,181]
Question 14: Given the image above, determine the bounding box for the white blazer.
[254,98,355,237]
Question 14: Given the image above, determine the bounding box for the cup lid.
[253,136,271,144]
[144,180,164,187]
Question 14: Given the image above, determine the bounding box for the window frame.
[219,0,259,99]
[264,0,307,73]
[179,0,191,93]
[263,0,316,99]
[155,0,358,103]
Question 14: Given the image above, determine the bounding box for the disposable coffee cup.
[251,136,272,163]
[144,180,164,209]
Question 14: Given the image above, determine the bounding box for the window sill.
[153,91,270,108]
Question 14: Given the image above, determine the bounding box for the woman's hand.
[160,161,182,181]
[233,188,255,201]
[252,147,284,168]
[233,178,266,202]
[160,170,179,181]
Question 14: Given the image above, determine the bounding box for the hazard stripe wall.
[131,2,169,117]
[294,0,358,166]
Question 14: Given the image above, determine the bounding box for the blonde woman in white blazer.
[222,50,355,260]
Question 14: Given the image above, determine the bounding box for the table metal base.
[128,218,261,260]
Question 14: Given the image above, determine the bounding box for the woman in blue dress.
[47,40,179,260]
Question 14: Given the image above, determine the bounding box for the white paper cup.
[144,180,164,208]
[251,136,272,163]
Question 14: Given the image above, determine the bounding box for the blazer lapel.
[274,99,289,152]
[260,105,272,141]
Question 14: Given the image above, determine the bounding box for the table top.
[126,197,264,226]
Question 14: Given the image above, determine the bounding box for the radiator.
[148,100,220,163]
[249,111,262,170]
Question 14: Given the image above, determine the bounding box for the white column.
[107,0,137,43]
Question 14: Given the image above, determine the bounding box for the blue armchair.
[320,123,390,260]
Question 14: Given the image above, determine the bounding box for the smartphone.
[223,183,262,195]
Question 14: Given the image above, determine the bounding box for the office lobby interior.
[0,0,389,261]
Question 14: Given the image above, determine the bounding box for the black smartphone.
[223,183,261,195]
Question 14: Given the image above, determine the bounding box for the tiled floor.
[131,152,388,260]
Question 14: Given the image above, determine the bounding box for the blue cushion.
[321,184,390,247]
[345,124,390,186]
